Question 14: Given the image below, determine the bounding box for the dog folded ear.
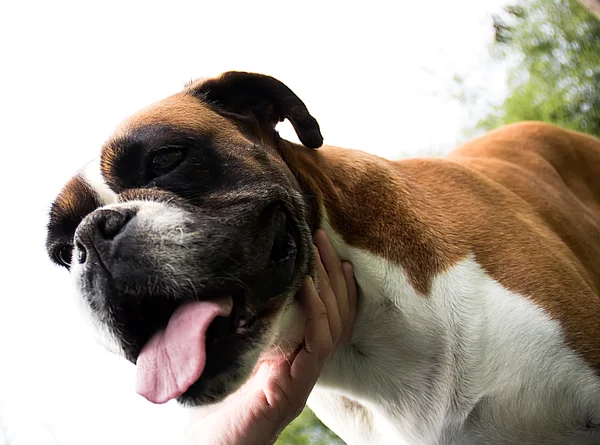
[189,71,323,149]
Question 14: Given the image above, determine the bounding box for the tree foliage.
[277,408,344,445]
[478,0,600,136]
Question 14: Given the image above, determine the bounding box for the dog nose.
[95,208,133,240]
[75,208,135,264]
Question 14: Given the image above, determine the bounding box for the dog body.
[291,126,600,444]
[46,73,600,444]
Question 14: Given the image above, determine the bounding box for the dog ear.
[189,71,323,149]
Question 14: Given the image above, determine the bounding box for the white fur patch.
[81,159,118,205]
[308,216,600,445]
[103,199,191,234]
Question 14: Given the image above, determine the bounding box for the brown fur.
[279,122,600,370]
[47,174,102,249]
[101,93,246,181]
[52,175,100,220]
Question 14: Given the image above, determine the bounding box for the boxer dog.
[46,72,600,444]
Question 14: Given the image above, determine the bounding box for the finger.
[342,262,357,320]
[290,276,334,386]
[338,262,358,347]
[314,246,343,345]
[301,275,334,362]
[262,273,350,431]
[313,231,349,330]
[314,230,347,314]
[255,277,330,425]
[257,276,333,425]
[313,229,342,275]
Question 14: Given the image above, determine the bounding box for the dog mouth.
[111,211,299,404]
[135,297,235,404]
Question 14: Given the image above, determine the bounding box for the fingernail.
[319,229,327,240]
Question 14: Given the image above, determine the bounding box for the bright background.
[0,1,508,443]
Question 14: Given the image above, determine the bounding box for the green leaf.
[472,0,600,137]
[276,408,345,445]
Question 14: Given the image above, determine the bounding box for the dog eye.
[55,244,73,268]
[149,147,185,179]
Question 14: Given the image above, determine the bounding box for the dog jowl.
[46,72,322,406]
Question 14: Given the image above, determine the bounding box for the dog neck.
[278,138,450,295]
[277,139,452,440]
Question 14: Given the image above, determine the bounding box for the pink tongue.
[136,297,233,404]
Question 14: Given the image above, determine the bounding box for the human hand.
[183,229,357,445]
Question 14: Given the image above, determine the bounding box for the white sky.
[0,1,508,443]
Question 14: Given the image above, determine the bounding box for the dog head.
[45,72,322,406]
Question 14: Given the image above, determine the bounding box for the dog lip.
[125,289,251,363]
[230,293,261,335]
